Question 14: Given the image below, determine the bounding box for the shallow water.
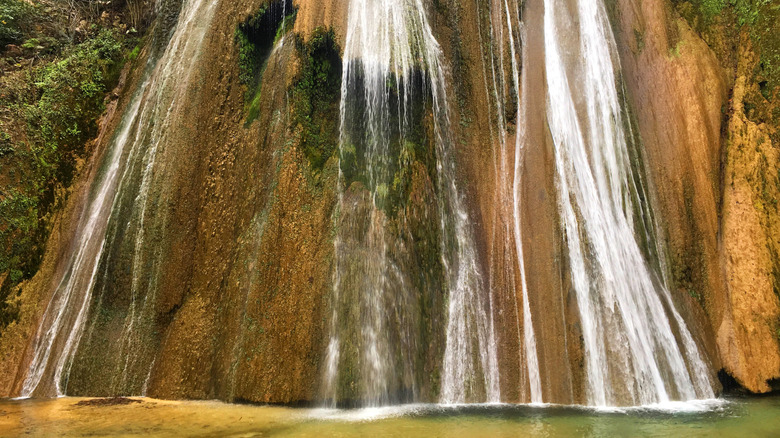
[1,397,779,437]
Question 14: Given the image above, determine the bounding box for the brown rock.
[4,44,22,57]
[719,40,780,392]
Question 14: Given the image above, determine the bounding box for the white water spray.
[324,0,500,406]
[21,0,219,397]
[543,0,713,405]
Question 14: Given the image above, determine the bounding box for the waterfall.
[13,0,722,408]
[323,0,499,406]
[481,0,544,403]
[543,0,714,405]
[511,20,543,405]
[20,0,219,398]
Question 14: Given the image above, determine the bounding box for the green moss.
[291,28,342,172]
[669,39,685,58]
[236,0,296,126]
[634,29,645,53]
[127,44,141,61]
[668,181,707,307]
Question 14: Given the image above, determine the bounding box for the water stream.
[481,0,544,403]
[543,0,713,405]
[324,0,499,406]
[21,0,219,397]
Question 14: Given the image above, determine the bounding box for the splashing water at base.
[323,0,500,406]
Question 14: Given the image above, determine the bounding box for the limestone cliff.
[612,0,780,393]
[1,0,778,402]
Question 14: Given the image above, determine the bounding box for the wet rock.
[4,45,22,58]
[76,397,143,407]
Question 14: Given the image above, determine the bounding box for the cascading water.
[510,22,543,405]
[480,0,543,403]
[543,0,714,405]
[323,0,499,406]
[20,0,219,397]
[11,0,725,409]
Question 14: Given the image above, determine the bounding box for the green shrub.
[0,28,126,327]
[27,29,124,164]
[0,190,39,282]
[0,0,39,47]
[236,27,258,87]
[686,0,769,25]
[730,0,769,27]
[699,0,726,19]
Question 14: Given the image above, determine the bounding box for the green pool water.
[1,396,779,437]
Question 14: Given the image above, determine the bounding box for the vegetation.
[236,0,296,125]
[674,0,779,141]
[0,1,144,328]
[291,28,342,172]
[0,0,39,47]
[693,0,768,26]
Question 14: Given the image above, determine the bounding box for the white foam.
[621,398,729,413]
[308,404,430,422]
[307,398,729,422]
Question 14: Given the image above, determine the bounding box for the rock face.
[0,0,778,402]
[612,0,780,393]
[294,0,348,43]
[611,0,728,383]
[719,40,780,393]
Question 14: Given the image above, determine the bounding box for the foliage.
[0,191,39,282]
[731,0,770,27]
[235,27,258,87]
[127,44,141,61]
[0,28,127,327]
[693,0,769,25]
[697,0,727,20]
[0,0,39,47]
[27,29,124,159]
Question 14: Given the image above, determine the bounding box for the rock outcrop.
[1,0,778,402]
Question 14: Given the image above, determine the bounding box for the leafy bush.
[730,0,770,27]
[698,0,726,19]
[0,190,39,283]
[236,27,258,87]
[0,28,126,326]
[27,29,124,163]
[688,0,770,25]
[0,0,39,47]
